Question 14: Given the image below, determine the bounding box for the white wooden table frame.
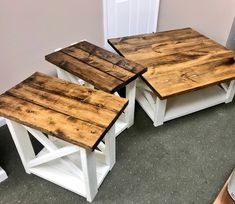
[6,119,116,202]
[57,67,136,137]
[136,78,235,127]
[0,166,7,183]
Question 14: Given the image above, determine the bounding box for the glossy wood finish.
[45,41,147,93]
[0,72,128,150]
[108,28,235,99]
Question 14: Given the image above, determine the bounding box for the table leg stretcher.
[136,78,235,127]
[6,119,116,202]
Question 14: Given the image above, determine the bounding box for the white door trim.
[102,0,160,49]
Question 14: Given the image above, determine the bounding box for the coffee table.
[109,28,235,126]
[0,72,127,201]
[45,41,147,135]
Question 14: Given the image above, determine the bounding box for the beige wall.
[0,0,104,93]
[2,1,234,93]
[158,0,235,46]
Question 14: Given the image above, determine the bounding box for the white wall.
[0,0,104,94]
[158,0,235,46]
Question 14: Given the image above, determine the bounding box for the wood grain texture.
[0,72,128,150]
[214,174,235,204]
[108,28,235,99]
[45,41,147,93]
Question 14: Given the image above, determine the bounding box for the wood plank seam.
[60,50,126,82]
[55,51,143,94]
[74,41,147,75]
[74,44,139,75]
[6,91,107,129]
[21,76,123,113]
[45,52,123,93]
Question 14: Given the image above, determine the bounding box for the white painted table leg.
[104,126,116,170]
[0,167,7,183]
[5,119,115,201]
[153,97,167,127]
[57,68,68,81]
[225,80,235,103]
[125,80,137,128]
[57,68,95,89]
[6,120,35,174]
[57,68,81,84]
[80,148,98,202]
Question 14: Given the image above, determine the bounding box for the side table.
[45,41,147,135]
[0,72,127,202]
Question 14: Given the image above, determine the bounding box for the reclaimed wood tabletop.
[0,72,128,150]
[108,28,235,99]
[45,41,147,93]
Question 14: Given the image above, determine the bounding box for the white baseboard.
[0,167,7,183]
[0,117,6,127]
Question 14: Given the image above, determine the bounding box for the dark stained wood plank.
[214,174,235,204]
[74,41,147,75]
[7,83,119,128]
[143,57,235,99]
[45,51,124,93]
[61,46,135,81]
[24,72,127,113]
[108,28,235,99]
[119,37,217,62]
[0,94,104,150]
[0,73,128,150]
[45,41,147,93]
[137,45,234,68]
[109,28,198,45]
[108,27,204,53]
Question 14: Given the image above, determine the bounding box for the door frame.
[102,0,160,49]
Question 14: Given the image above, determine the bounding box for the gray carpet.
[0,102,235,204]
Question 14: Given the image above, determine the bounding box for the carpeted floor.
[0,101,235,204]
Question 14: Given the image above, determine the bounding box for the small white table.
[0,167,7,183]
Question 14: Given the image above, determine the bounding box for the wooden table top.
[45,41,147,93]
[0,72,128,150]
[108,28,235,99]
